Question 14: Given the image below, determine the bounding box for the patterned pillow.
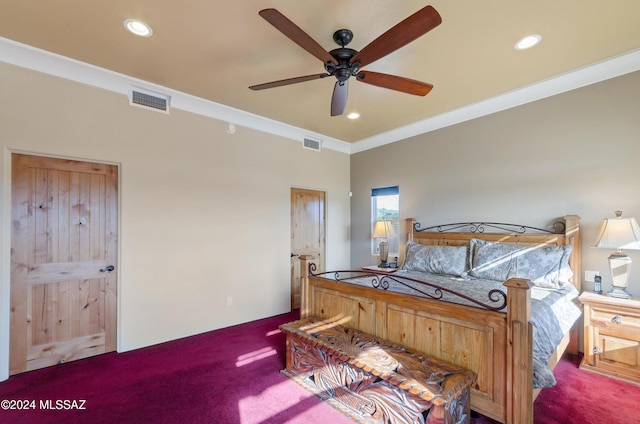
[402,241,469,277]
[468,238,573,288]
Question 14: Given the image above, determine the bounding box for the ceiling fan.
[249,6,442,117]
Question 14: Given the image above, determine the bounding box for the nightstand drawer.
[590,306,640,331]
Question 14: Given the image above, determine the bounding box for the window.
[371,186,399,258]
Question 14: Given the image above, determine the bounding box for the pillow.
[468,238,573,288]
[402,241,469,277]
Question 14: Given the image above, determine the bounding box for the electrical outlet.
[585,270,600,282]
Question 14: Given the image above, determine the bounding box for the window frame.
[371,186,400,258]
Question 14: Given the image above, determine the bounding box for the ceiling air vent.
[303,138,321,151]
[129,87,170,114]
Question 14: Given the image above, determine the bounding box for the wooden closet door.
[290,188,325,309]
[10,154,118,374]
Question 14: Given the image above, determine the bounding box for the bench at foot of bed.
[280,317,476,424]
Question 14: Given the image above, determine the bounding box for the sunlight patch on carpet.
[238,379,324,424]
[235,346,277,366]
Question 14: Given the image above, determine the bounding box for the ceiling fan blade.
[351,6,442,68]
[249,73,327,90]
[356,71,433,96]
[259,9,337,65]
[331,80,348,116]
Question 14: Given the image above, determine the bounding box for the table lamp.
[592,211,640,299]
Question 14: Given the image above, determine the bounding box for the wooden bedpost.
[504,278,534,424]
[564,214,581,355]
[564,214,581,292]
[406,218,416,242]
[298,255,315,319]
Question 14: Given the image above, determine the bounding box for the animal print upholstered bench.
[280,317,476,424]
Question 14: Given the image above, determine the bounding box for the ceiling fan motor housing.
[325,48,360,82]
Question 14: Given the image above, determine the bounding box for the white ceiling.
[1,1,639,152]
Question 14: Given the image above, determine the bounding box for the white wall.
[0,63,351,380]
[351,71,640,297]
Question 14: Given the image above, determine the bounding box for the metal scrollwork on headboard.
[413,220,565,234]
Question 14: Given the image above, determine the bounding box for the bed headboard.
[405,215,581,292]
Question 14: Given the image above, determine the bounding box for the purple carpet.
[0,310,353,424]
[0,310,638,423]
[533,354,640,423]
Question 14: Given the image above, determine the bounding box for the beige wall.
[0,63,351,380]
[351,71,640,297]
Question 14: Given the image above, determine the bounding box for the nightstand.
[579,291,640,385]
[361,265,398,274]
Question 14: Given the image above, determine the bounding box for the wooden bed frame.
[298,215,581,424]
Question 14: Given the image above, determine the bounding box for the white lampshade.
[592,212,640,250]
[372,220,396,239]
[592,211,640,299]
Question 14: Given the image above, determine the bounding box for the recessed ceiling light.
[347,112,360,120]
[124,19,153,37]
[515,34,541,50]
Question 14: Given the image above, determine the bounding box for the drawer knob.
[611,315,622,324]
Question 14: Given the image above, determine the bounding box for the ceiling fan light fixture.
[515,34,542,50]
[347,112,360,120]
[124,19,153,37]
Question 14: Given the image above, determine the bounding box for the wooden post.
[564,214,581,355]
[564,214,581,292]
[298,255,315,319]
[504,278,533,424]
[405,218,416,242]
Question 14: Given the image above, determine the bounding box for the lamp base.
[606,252,633,299]
[607,287,632,299]
[378,240,389,269]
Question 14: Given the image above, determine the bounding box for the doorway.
[10,154,118,374]
[290,188,325,309]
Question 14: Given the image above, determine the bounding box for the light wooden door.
[290,188,325,309]
[10,154,118,374]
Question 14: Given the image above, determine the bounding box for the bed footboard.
[299,256,534,424]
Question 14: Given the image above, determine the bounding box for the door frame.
[0,150,121,380]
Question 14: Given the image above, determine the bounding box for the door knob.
[100,265,115,272]
[291,253,299,257]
